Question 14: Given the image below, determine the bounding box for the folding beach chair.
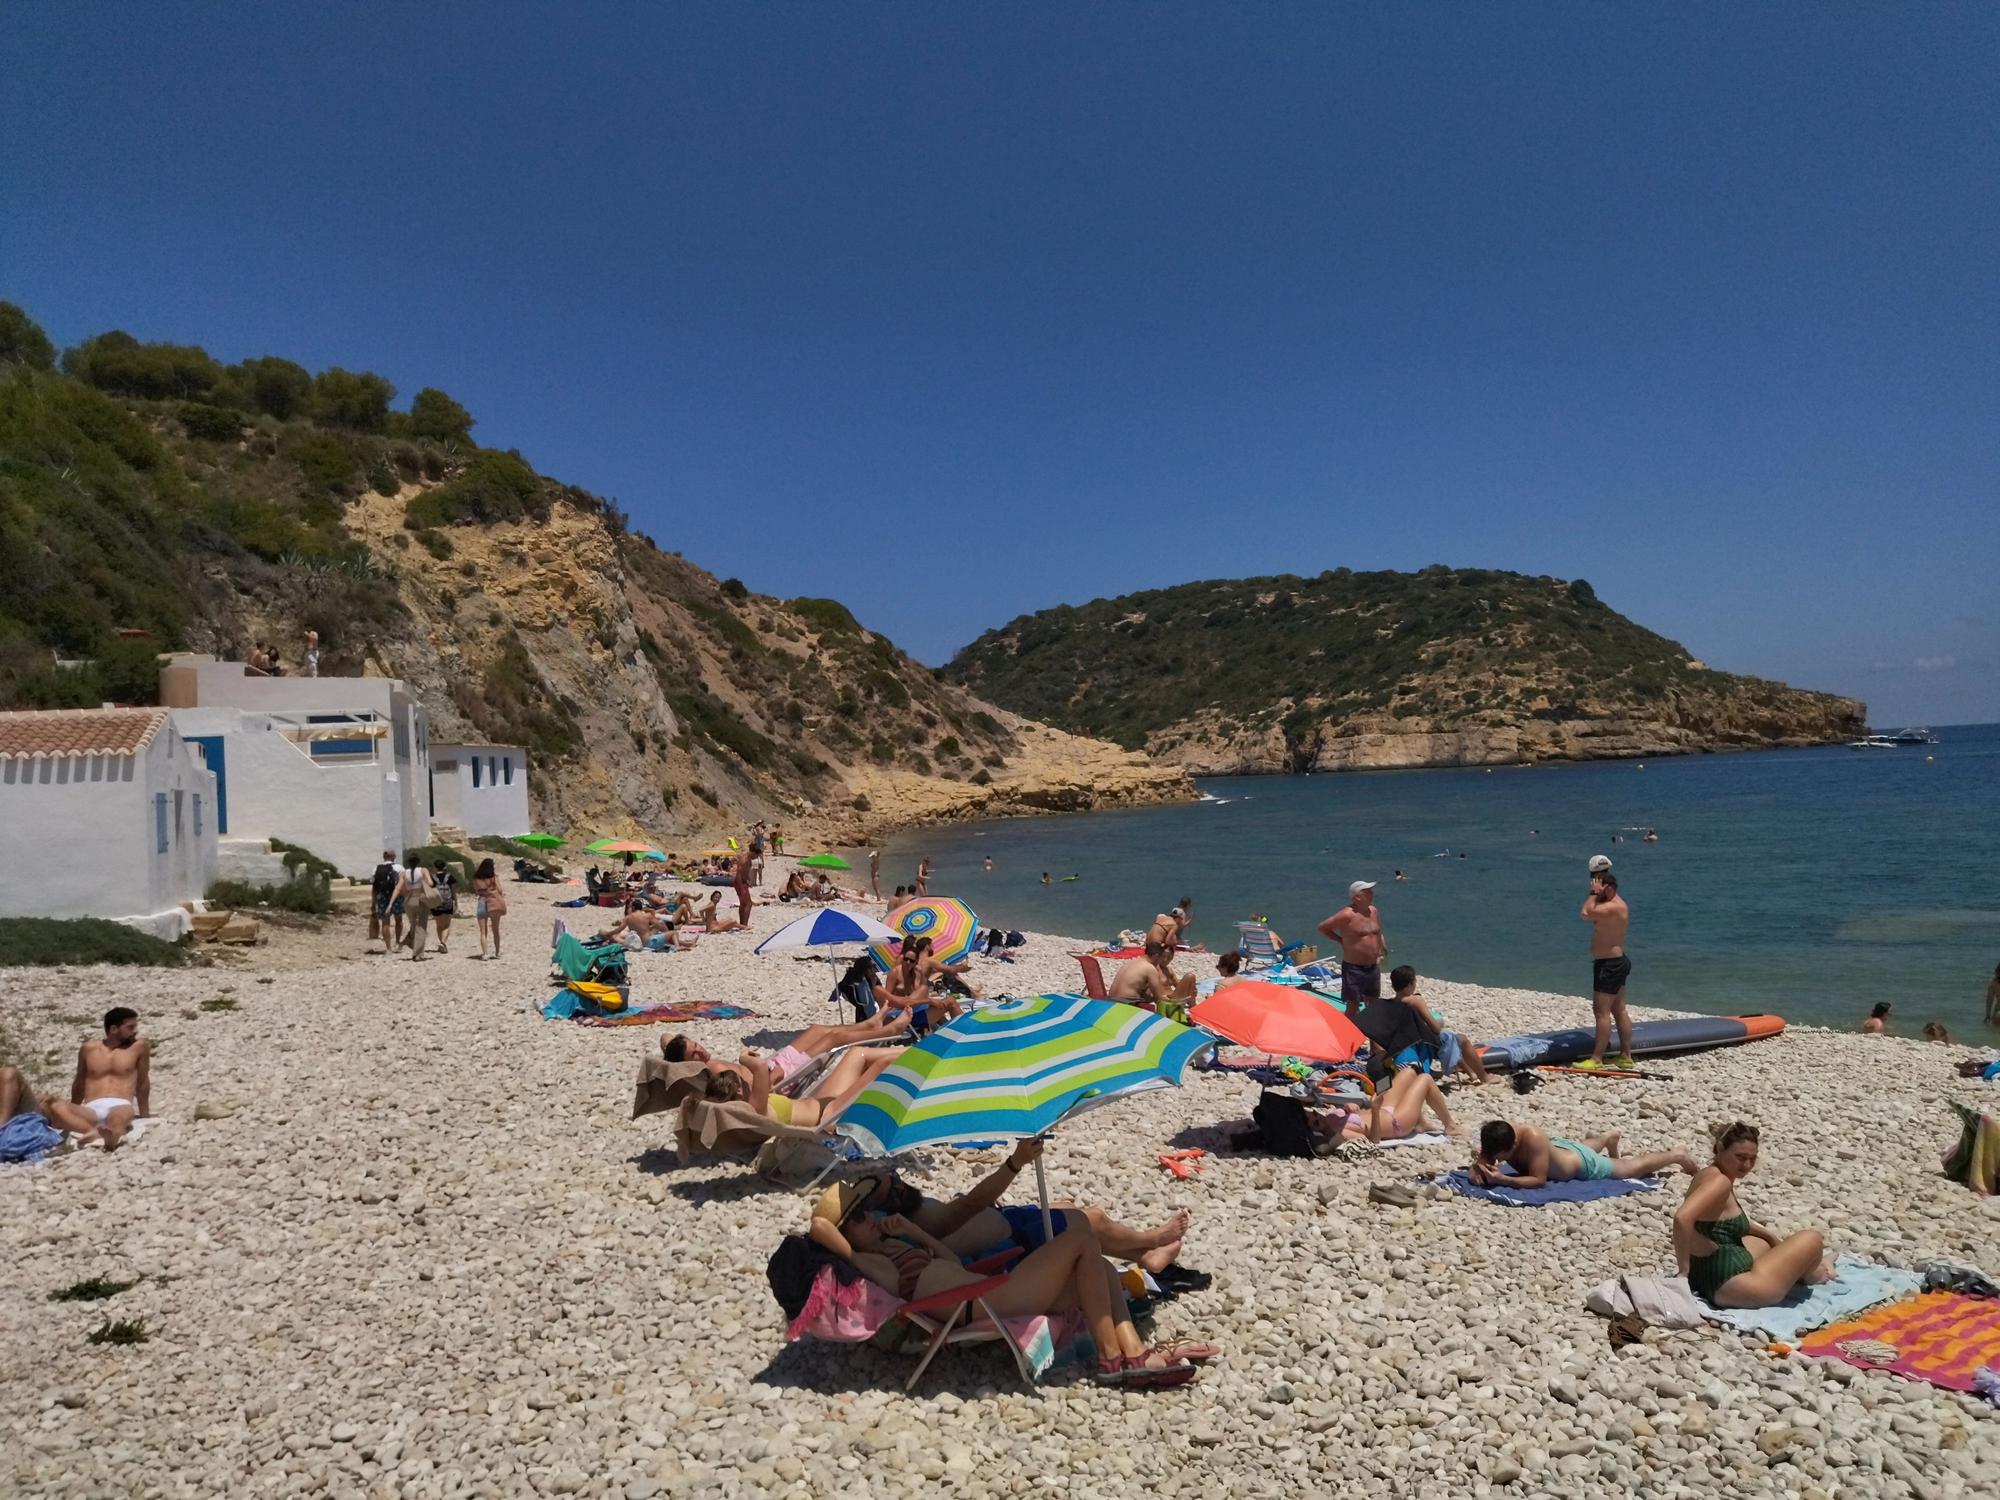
[1235,921,1307,971]
[772,1236,1051,1390]
[1074,954,1110,1000]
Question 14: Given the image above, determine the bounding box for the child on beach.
[1389,965,1489,1084]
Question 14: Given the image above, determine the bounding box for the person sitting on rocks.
[909,933,984,1006]
[1673,1121,1835,1307]
[1471,1119,1696,1187]
[696,890,746,932]
[1311,1066,1463,1145]
[871,937,964,1029]
[852,1137,1193,1273]
[1388,965,1489,1084]
[1109,942,1196,1009]
[1212,950,1246,991]
[662,1009,907,1094]
[608,901,697,952]
[809,1175,1211,1389]
[68,1008,151,1151]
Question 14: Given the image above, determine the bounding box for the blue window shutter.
[194,793,203,837]
[503,757,513,786]
[472,757,481,788]
[155,792,168,853]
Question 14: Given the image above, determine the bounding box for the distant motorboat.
[1849,736,1899,750]
[1888,726,1940,745]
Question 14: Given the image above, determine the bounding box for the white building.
[0,707,218,933]
[161,654,431,879]
[428,744,531,839]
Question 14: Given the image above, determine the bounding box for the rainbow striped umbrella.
[867,896,981,970]
[835,994,1213,1232]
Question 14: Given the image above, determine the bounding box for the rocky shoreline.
[3,867,1995,1499]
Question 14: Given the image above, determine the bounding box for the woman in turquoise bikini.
[1673,1122,1835,1307]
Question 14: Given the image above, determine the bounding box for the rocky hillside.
[0,304,1189,838]
[946,567,1865,774]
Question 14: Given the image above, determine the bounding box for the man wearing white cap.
[1319,879,1389,1019]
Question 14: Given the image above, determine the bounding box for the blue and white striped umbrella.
[755,907,902,955]
[836,994,1213,1235]
[835,993,1212,1156]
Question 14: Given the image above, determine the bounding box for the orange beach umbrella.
[1190,981,1367,1064]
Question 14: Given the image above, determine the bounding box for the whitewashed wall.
[430,745,532,837]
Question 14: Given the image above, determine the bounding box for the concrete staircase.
[428,824,467,847]
[215,838,293,885]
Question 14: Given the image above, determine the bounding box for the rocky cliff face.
[948,567,1867,775]
[326,489,1191,841]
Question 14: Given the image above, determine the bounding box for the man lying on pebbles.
[1472,1118,1697,1187]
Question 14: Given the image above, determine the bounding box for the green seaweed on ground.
[200,997,238,1012]
[50,1276,139,1303]
[86,1317,150,1345]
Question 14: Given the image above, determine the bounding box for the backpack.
[371,861,398,898]
[1251,1090,1323,1158]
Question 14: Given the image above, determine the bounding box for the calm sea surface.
[878,723,2000,1038]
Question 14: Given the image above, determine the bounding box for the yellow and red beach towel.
[1800,1292,2000,1393]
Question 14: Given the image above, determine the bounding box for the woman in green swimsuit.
[1673,1122,1836,1306]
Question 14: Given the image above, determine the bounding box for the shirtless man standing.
[1319,880,1389,1036]
[1580,869,1635,1069]
[1471,1119,1694,1187]
[71,1007,150,1151]
[731,845,756,928]
[1109,942,1196,1010]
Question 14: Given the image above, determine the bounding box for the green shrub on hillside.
[178,402,244,441]
[283,429,362,495]
[403,450,543,528]
[237,356,313,419]
[313,368,395,431]
[65,330,224,401]
[790,597,861,635]
[0,302,56,369]
[407,387,475,447]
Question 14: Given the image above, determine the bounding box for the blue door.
[186,735,227,833]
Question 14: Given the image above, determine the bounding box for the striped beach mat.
[1800,1292,2000,1393]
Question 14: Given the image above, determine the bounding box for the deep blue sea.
[879,723,2000,1038]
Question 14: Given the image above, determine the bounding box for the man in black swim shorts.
[1581,869,1634,1069]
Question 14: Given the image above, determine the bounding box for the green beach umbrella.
[798,853,852,871]
[518,833,564,849]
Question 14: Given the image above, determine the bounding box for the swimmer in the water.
[1644,829,1659,843]
[1040,872,1051,886]
[1393,870,1405,882]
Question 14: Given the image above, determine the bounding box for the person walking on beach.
[69,1007,150,1151]
[1319,880,1388,1032]
[914,858,932,897]
[869,849,880,899]
[471,857,505,960]
[1985,962,1999,1025]
[1579,869,1634,1070]
[391,852,436,961]
[370,848,403,953]
[429,858,457,955]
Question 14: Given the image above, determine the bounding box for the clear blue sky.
[5,4,1995,723]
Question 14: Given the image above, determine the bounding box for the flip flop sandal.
[1094,1355,1198,1390]
[1367,1182,1420,1208]
[1608,1312,1647,1349]
[1334,1140,1382,1163]
[1152,1338,1221,1364]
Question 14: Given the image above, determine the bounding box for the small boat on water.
[1848,726,1940,749]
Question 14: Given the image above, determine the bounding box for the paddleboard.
[1479,1014,1785,1072]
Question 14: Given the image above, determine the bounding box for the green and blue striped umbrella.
[835,993,1212,1157]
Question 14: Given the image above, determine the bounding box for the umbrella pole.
[1034,1148,1054,1241]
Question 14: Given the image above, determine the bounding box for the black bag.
[1252,1090,1322,1158]
[371,861,398,899]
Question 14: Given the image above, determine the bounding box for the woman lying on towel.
[1310,1065,1465,1145]
[808,1178,1213,1389]
[701,1041,902,1130]
[1673,1122,1836,1307]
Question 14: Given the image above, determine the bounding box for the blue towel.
[1438,1166,1658,1207]
[540,989,585,1021]
[0,1112,64,1163]
[1703,1253,1923,1343]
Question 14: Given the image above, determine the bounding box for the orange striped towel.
[1800,1292,2000,1393]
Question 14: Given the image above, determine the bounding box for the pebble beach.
[4,861,1997,1500]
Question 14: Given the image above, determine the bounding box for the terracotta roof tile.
[0,707,170,759]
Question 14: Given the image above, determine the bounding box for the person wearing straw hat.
[808,1175,1211,1389]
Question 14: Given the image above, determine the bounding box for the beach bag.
[1252,1090,1320,1159]
[486,888,508,917]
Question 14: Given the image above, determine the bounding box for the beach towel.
[1585,1275,1707,1330]
[1943,1103,2000,1196]
[0,1112,64,1164]
[1437,1167,1659,1207]
[1800,1292,2000,1393]
[576,1002,755,1028]
[783,1261,1070,1379]
[1376,1132,1451,1150]
[1704,1254,1923,1343]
